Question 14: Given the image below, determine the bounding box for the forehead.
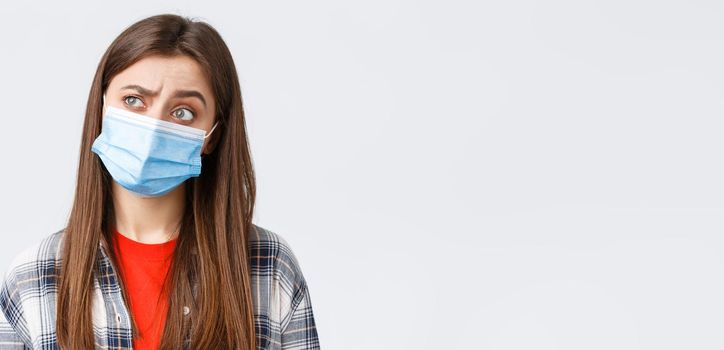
[108,55,213,98]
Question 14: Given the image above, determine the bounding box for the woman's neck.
[111,181,186,244]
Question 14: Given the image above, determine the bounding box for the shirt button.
[183,306,190,315]
[115,314,122,323]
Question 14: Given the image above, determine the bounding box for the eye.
[123,95,145,108]
[172,108,195,122]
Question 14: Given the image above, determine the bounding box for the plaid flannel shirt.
[0,224,320,349]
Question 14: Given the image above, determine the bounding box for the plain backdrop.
[1,1,723,349]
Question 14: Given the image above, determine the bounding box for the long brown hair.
[56,14,257,349]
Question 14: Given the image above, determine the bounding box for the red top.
[112,229,177,350]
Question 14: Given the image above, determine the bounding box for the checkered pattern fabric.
[0,224,320,349]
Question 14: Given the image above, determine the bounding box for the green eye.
[123,96,144,108]
[172,108,195,121]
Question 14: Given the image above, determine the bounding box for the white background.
[1,1,723,349]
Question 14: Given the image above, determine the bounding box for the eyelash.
[122,95,196,121]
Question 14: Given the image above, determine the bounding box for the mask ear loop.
[201,121,220,157]
[204,121,220,139]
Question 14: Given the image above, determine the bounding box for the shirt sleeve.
[0,271,33,349]
[280,282,320,350]
[0,308,29,349]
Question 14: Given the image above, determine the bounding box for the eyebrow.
[120,84,208,109]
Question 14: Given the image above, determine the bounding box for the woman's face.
[104,54,217,154]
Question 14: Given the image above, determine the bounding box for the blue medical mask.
[91,96,219,197]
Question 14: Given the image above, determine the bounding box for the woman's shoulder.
[249,223,301,257]
[2,228,65,281]
[248,223,318,341]
[0,229,66,349]
[248,223,309,287]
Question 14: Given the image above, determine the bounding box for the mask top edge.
[105,106,206,140]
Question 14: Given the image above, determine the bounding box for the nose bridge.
[146,91,169,120]
[147,105,166,120]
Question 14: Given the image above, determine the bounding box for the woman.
[0,14,319,350]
